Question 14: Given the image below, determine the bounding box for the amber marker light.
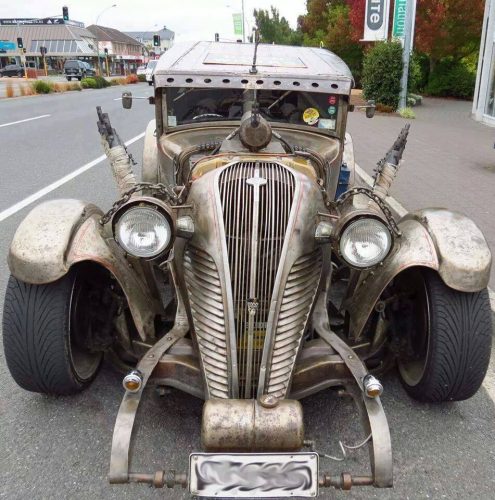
[363,375,383,398]
[123,370,143,393]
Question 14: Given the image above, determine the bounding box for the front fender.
[348,208,491,338]
[8,199,164,340]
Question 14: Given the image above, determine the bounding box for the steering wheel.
[192,113,223,121]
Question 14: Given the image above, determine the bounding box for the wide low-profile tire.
[397,269,492,403]
[2,269,102,395]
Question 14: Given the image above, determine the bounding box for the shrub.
[125,74,139,84]
[94,75,110,88]
[81,77,97,89]
[138,74,146,82]
[362,41,403,111]
[399,107,416,119]
[425,59,476,99]
[52,83,67,92]
[32,80,53,94]
[109,78,121,86]
[6,83,14,98]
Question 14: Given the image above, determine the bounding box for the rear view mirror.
[366,100,376,119]
[122,92,132,109]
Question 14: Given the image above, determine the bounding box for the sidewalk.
[347,97,495,288]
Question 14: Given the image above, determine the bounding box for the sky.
[0,0,307,41]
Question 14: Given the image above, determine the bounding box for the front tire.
[2,269,102,395]
[397,270,492,402]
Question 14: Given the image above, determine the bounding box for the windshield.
[147,60,158,70]
[64,61,80,68]
[165,87,341,131]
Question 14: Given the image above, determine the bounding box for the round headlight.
[115,206,172,258]
[339,218,392,268]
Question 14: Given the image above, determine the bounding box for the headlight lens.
[115,206,172,258]
[339,218,392,268]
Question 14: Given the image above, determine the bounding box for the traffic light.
[104,48,108,55]
[62,6,69,21]
[40,46,47,56]
[17,37,23,49]
[215,33,219,42]
[153,34,160,47]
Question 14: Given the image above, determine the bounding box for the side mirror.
[122,92,132,109]
[366,100,376,119]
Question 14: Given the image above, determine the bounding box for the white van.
[145,60,158,86]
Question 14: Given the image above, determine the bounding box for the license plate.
[189,452,318,498]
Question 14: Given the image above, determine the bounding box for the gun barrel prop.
[97,106,137,196]
[373,124,410,200]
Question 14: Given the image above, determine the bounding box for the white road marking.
[355,162,495,313]
[0,114,51,128]
[0,131,145,222]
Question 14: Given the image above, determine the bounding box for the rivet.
[148,354,154,358]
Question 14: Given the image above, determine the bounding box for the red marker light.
[328,95,337,105]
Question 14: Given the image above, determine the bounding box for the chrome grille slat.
[219,161,295,399]
[184,246,230,399]
[266,249,323,399]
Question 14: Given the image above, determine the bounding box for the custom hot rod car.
[3,41,493,497]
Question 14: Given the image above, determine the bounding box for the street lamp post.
[95,4,117,77]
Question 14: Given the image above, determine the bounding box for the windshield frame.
[160,86,348,140]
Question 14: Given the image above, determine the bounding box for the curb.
[354,163,495,313]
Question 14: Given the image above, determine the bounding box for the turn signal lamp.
[363,375,383,398]
[123,370,143,393]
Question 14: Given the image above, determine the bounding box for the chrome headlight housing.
[114,202,173,258]
[339,218,392,268]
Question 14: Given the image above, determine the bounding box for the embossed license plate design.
[189,452,319,498]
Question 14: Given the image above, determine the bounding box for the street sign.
[363,0,391,41]
[0,41,16,50]
[392,0,407,38]
[233,13,243,36]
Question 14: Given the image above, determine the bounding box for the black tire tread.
[2,273,95,395]
[403,270,492,402]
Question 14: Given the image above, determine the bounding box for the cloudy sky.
[0,0,307,41]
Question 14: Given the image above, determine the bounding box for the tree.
[298,0,364,80]
[253,7,303,45]
[415,0,484,67]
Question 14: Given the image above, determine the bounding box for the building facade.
[473,0,495,126]
[0,18,96,72]
[87,25,144,75]
[125,26,175,55]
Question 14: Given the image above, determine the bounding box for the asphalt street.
[0,88,494,499]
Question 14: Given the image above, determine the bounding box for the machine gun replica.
[373,124,411,200]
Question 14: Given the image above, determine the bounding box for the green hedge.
[362,41,403,111]
[81,76,111,89]
[425,59,476,99]
[32,80,53,94]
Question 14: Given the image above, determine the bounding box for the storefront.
[473,0,495,125]
[0,18,97,72]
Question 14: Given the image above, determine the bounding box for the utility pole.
[241,0,245,42]
[399,0,416,110]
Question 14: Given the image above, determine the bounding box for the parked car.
[145,59,158,85]
[136,64,147,76]
[0,64,24,77]
[3,41,493,498]
[64,60,95,81]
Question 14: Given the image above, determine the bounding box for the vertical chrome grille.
[184,246,230,398]
[219,162,295,398]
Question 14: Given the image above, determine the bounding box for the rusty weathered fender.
[348,208,492,338]
[8,199,163,341]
